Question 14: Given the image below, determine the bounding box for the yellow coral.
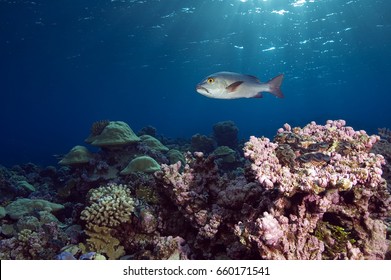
[17,229,34,242]
[84,225,125,260]
[80,183,135,228]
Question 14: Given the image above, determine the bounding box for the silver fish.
[196,71,284,99]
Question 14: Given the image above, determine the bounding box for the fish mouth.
[196,85,209,94]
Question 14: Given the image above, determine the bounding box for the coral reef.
[378,127,391,142]
[167,149,185,166]
[0,207,5,219]
[155,152,224,241]
[5,198,65,220]
[190,133,215,153]
[371,131,391,193]
[212,146,236,163]
[84,225,126,260]
[85,121,140,147]
[0,220,70,260]
[90,120,110,137]
[80,183,135,228]
[138,125,157,137]
[1,119,389,260]
[240,120,390,259]
[58,145,94,166]
[139,135,169,152]
[213,121,239,149]
[79,183,137,259]
[120,156,161,175]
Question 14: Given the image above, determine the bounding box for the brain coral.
[80,183,135,228]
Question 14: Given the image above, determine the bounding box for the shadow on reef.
[0,119,390,259]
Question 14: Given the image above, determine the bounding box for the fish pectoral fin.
[253,92,263,98]
[225,81,243,93]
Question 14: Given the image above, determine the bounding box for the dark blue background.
[1,0,390,166]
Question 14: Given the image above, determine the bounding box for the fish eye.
[207,77,215,84]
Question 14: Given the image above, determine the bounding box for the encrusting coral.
[5,198,65,220]
[83,224,125,260]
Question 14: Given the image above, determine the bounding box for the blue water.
[0,0,390,166]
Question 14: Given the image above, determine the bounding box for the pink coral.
[257,212,283,246]
[244,119,385,196]
[239,120,391,259]
[155,152,223,240]
[153,120,390,260]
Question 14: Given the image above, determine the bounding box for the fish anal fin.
[226,81,243,93]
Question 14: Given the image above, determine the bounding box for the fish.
[196,71,284,99]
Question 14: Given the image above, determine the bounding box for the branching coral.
[80,183,135,228]
[155,152,224,240]
[371,136,391,193]
[378,127,391,142]
[244,120,384,196]
[240,120,391,259]
[4,119,387,260]
[79,183,136,259]
[0,222,69,260]
[90,120,110,137]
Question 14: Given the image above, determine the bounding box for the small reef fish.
[196,71,284,99]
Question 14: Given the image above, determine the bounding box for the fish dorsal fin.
[226,81,243,93]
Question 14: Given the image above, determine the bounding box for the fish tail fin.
[267,74,284,98]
